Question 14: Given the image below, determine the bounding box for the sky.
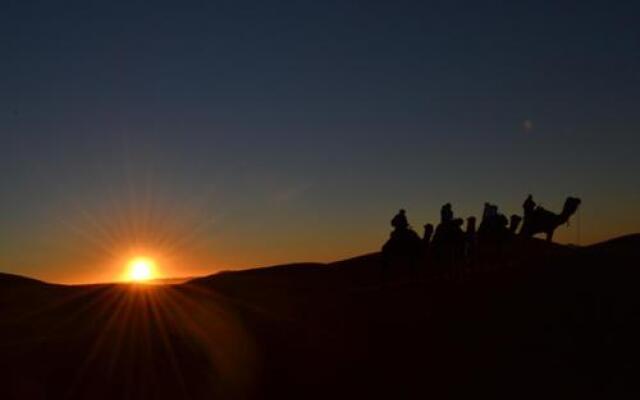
[1,0,639,283]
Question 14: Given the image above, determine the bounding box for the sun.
[125,257,157,282]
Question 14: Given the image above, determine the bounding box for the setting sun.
[126,257,157,282]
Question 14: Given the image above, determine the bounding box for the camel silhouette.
[382,210,422,268]
[382,227,422,268]
[520,196,581,242]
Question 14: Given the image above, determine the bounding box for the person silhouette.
[523,194,536,217]
[423,223,434,243]
[465,216,477,260]
[482,203,491,221]
[391,209,409,231]
[383,209,422,270]
[466,216,476,237]
[482,203,498,222]
[440,203,453,224]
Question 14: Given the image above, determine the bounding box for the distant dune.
[0,272,48,286]
[1,235,639,399]
[148,276,195,285]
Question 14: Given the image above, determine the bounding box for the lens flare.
[126,257,156,282]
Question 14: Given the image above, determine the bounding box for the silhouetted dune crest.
[188,236,589,288]
[189,262,327,284]
[2,234,637,288]
[0,272,48,286]
[583,233,640,262]
[1,233,639,399]
[586,233,640,250]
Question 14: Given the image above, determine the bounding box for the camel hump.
[534,206,553,217]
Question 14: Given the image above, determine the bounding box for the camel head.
[561,197,581,220]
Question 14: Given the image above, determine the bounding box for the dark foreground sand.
[1,235,639,399]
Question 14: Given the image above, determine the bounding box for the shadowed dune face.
[0,284,257,400]
[1,235,640,399]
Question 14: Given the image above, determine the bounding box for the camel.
[382,227,422,268]
[520,196,581,242]
[382,209,422,268]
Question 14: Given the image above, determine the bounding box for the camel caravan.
[382,195,581,276]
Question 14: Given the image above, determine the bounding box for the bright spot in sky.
[126,257,156,282]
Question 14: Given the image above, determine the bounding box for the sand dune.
[1,235,639,399]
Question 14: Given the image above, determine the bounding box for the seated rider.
[391,209,409,231]
[523,194,536,217]
[441,203,454,224]
[483,203,498,221]
[423,223,434,243]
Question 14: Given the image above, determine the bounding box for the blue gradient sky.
[1,1,639,283]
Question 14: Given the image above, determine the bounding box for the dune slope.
[1,236,639,399]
